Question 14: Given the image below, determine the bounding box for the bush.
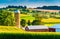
[20,19,26,27]
[32,20,41,25]
[27,20,31,26]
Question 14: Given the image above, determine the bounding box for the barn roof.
[27,25,48,29]
[50,24,60,28]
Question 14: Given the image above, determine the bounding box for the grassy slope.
[0,26,25,33]
[20,14,60,23]
[0,26,60,39]
[0,26,60,34]
[20,14,60,27]
[20,14,35,22]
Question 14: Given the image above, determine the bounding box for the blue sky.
[0,0,60,8]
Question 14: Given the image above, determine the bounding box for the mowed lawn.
[0,26,60,35]
[0,26,25,33]
[0,26,60,39]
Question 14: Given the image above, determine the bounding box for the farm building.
[25,25,49,32]
[50,24,60,32]
[49,28,55,32]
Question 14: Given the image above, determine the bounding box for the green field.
[20,14,59,27]
[0,26,60,39]
[20,14,35,22]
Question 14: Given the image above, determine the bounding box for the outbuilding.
[25,25,49,32]
[50,24,60,32]
[49,28,55,32]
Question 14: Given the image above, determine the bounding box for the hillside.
[36,6,60,10]
[0,26,25,33]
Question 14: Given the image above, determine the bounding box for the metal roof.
[50,24,60,28]
[27,25,48,29]
[14,10,20,13]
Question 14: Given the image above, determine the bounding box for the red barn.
[49,28,55,32]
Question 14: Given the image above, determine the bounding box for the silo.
[14,10,20,28]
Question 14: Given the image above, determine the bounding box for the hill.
[36,6,60,10]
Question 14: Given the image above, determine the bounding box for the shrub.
[20,19,26,27]
[27,20,31,26]
[32,20,41,25]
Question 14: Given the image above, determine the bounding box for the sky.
[0,0,60,8]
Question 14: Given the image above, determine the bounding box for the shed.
[49,28,55,32]
[50,24,60,32]
[25,25,49,32]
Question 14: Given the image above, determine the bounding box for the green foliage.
[0,33,60,39]
[0,10,15,26]
[32,20,41,25]
[20,19,26,27]
[32,13,43,25]
[27,20,31,26]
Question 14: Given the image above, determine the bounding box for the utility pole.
[14,10,20,28]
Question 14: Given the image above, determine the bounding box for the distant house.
[25,25,49,32]
[50,24,60,32]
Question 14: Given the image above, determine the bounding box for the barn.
[25,25,49,32]
[50,24,60,32]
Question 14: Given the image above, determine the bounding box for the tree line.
[20,19,42,27]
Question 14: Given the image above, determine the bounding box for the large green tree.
[20,19,26,27]
[32,13,44,25]
[0,10,15,26]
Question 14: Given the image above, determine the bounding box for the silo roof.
[15,10,20,13]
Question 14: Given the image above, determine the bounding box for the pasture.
[0,26,60,39]
[20,14,60,27]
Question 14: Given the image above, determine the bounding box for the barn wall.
[28,29,49,32]
[49,28,55,32]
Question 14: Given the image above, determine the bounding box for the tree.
[24,6,27,9]
[27,20,31,26]
[0,10,15,26]
[32,13,43,25]
[20,19,26,27]
[32,20,40,25]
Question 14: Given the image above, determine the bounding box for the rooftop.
[14,10,20,13]
[27,25,48,29]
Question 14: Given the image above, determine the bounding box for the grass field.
[20,14,60,27]
[20,14,35,22]
[0,26,60,34]
[20,14,60,23]
[0,26,25,33]
[0,26,60,39]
